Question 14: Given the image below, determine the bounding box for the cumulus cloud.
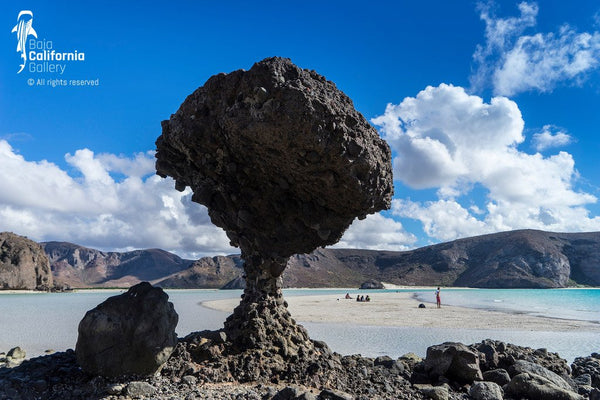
[373,84,600,242]
[96,151,156,177]
[532,125,573,151]
[393,199,491,242]
[372,83,524,189]
[472,1,600,96]
[331,213,416,251]
[0,140,234,259]
[0,140,407,257]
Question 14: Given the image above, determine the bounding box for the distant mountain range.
[32,229,600,289]
[43,241,194,288]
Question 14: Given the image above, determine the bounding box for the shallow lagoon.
[0,288,597,363]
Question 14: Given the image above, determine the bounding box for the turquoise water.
[0,288,598,363]
[415,288,600,323]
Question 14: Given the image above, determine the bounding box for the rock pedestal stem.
[223,255,312,357]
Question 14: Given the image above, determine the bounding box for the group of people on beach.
[341,288,441,307]
[344,293,371,302]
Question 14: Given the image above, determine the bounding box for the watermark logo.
[11,9,98,86]
[11,10,37,73]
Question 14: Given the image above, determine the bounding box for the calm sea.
[0,288,597,363]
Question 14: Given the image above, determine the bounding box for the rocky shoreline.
[1,336,599,400]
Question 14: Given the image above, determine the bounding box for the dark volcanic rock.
[506,372,582,400]
[155,56,393,365]
[156,56,393,261]
[0,232,53,290]
[573,353,600,388]
[423,342,483,384]
[1,339,596,400]
[509,360,574,392]
[483,368,511,386]
[469,381,504,400]
[360,279,384,289]
[75,282,178,377]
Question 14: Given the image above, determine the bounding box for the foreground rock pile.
[2,339,599,399]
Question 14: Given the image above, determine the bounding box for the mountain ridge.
[0,229,596,289]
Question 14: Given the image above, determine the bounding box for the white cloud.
[393,199,492,242]
[96,151,155,177]
[0,140,234,259]
[372,84,524,189]
[394,196,600,243]
[374,84,600,242]
[472,2,600,96]
[332,213,417,251]
[532,125,573,151]
[0,140,413,257]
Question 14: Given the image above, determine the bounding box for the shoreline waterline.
[1,288,598,363]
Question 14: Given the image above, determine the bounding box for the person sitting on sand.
[365,295,371,302]
[356,295,361,302]
[435,287,441,308]
[345,293,352,299]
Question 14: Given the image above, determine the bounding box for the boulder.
[6,346,26,360]
[318,388,354,400]
[509,360,573,391]
[418,385,449,400]
[0,232,53,290]
[506,372,583,400]
[482,369,511,386]
[476,340,499,369]
[75,282,178,376]
[124,381,156,397]
[424,342,483,384]
[374,355,394,368]
[359,279,384,289]
[469,381,504,400]
[272,387,301,400]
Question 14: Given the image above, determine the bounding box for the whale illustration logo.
[12,10,38,74]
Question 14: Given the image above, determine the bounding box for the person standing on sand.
[435,287,441,308]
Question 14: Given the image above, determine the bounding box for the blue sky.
[1,1,600,258]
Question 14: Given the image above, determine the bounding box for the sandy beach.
[203,291,600,332]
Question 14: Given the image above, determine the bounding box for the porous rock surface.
[0,232,53,290]
[3,340,599,399]
[422,342,483,384]
[156,56,393,261]
[75,282,178,377]
[572,353,600,389]
[155,56,393,365]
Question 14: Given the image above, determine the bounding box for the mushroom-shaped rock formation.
[156,57,393,362]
